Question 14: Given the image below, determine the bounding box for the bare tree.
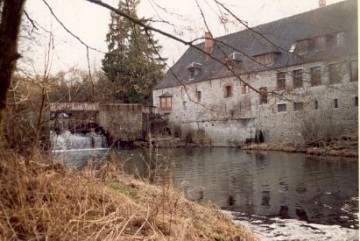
[0,0,25,136]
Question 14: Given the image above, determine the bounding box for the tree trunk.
[0,0,26,136]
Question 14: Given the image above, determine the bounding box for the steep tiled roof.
[154,0,357,90]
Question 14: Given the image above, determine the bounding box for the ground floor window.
[277,103,287,112]
[293,102,304,111]
[314,100,319,109]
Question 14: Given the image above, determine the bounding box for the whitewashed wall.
[153,57,358,146]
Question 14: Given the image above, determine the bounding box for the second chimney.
[204,31,214,54]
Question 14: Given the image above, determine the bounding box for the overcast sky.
[23,0,344,75]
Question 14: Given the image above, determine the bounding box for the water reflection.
[53,147,358,228]
[136,148,357,228]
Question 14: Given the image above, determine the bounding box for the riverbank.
[242,135,358,158]
[136,134,358,158]
[0,151,258,241]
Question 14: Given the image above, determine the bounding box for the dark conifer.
[102,0,165,103]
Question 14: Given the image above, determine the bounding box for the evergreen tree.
[102,0,165,103]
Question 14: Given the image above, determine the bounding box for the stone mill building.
[152,0,358,146]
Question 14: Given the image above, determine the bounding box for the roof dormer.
[225,52,243,70]
[294,32,345,54]
[252,52,281,66]
[186,62,202,80]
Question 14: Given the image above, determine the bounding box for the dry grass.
[243,142,306,153]
[243,135,358,158]
[0,150,258,241]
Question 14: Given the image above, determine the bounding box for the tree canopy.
[102,0,165,104]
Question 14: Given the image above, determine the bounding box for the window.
[259,87,268,105]
[189,68,196,79]
[308,36,327,51]
[196,91,201,102]
[293,69,303,88]
[254,54,271,65]
[293,102,304,111]
[313,36,326,50]
[308,39,316,51]
[327,32,344,48]
[329,63,342,84]
[224,85,233,98]
[310,66,321,86]
[350,60,358,82]
[160,97,172,112]
[314,100,319,110]
[241,82,249,94]
[334,99,338,108]
[355,97,358,107]
[226,52,242,70]
[277,103,287,112]
[296,39,308,54]
[276,72,286,90]
[186,62,202,80]
[253,52,279,66]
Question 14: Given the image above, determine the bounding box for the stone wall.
[98,104,143,141]
[153,57,358,146]
[49,103,144,142]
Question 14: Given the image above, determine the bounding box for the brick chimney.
[319,0,326,7]
[204,31,214,54]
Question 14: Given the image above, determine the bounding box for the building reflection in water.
[110,148,358,227]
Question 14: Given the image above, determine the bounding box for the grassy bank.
[243,135,358,158]
[0,151,258,241]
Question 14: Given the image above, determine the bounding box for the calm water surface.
[52,147,359,228]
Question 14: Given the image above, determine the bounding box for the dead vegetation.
[243,134,358,158]
[0,150,258,241]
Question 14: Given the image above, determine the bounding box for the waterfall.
[50,130,108,151]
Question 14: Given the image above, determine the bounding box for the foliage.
[102,0,165,104]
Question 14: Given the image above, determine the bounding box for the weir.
[50,130,108,150]
[48,102,143,148]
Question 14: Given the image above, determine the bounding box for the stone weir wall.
[98,103,143,141]
[49,102,143,142]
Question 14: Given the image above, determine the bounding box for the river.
[52,147,359,240]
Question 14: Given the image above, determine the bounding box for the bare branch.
[212,0,305,61]
[24,11,39,31]
[42,0,104,54]
[86,47,95,97]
